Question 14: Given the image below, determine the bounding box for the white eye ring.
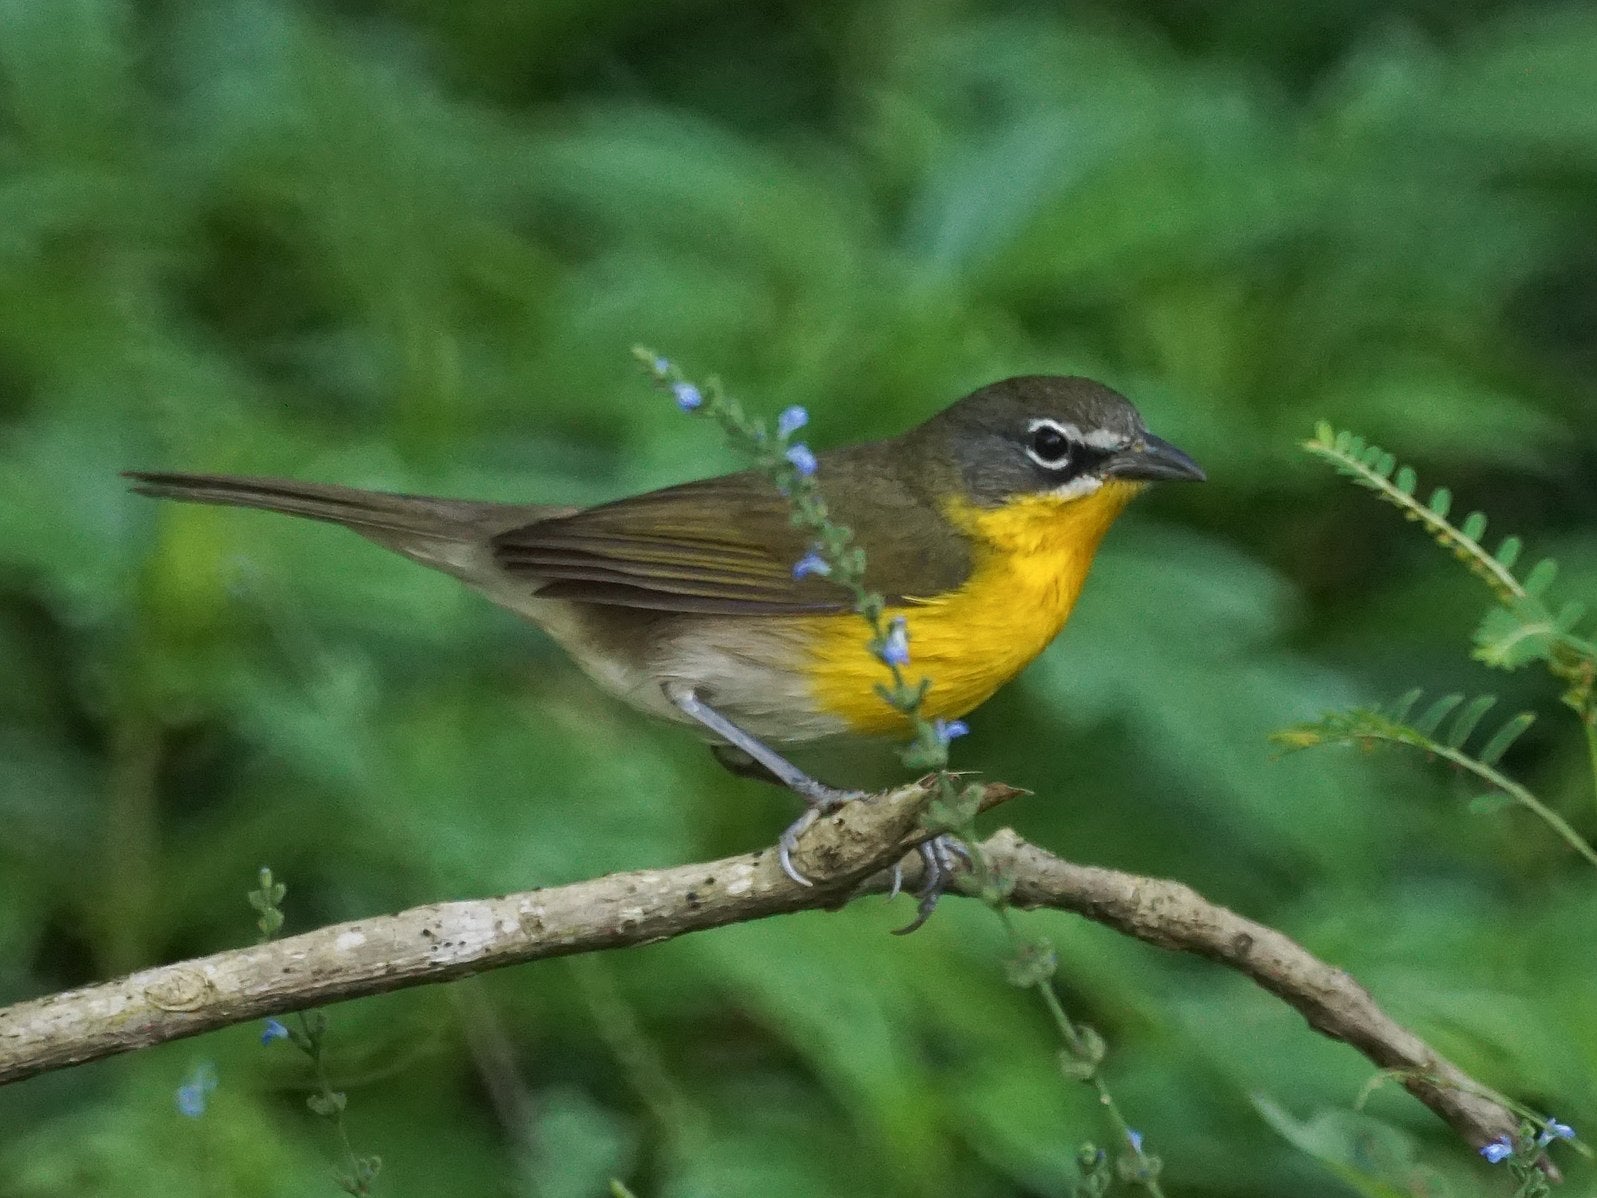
[1025,419,1078,469]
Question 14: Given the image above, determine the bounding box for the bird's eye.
[1026,422,1075,470]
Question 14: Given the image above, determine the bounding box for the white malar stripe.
[1050,475,1104,501]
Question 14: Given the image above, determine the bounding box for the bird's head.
[920,375,1205,511]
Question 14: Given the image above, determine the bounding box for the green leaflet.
[1475,601,1560,670]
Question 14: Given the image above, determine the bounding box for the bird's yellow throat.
[802,481,1142,734]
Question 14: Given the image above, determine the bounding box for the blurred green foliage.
[1,1,1595,1195]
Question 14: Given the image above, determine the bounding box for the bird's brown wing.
[491,465,971,614]
[492,474,838,613]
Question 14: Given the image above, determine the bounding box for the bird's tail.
[124,471,500,537]
[122,473,564,587]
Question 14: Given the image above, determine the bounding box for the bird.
[127,374,1203,908]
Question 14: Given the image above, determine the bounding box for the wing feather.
[490,449,974,614]
[492,473,847,613]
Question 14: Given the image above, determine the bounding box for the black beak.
[1104,433,1206,483]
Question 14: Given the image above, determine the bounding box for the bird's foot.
[665,686,971,913]
[777,782,866,887]
[891,834,973,935]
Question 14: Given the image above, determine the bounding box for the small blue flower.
[880,617,909,666]
[793,551,831,579]
[1479,1135,1514,1164]
[672,382,702,411]
[652,355,670,375]
[175,1063,218,1119]
[1126,1128,1144,1154]
[260,1018,290,1045]
[784,444,817,476]
[175,1084,206,1118]
[1538,1118,1575,1146]
[933,718,969,744]
[776,405,809,439]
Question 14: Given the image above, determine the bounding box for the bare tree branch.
[992,832,1521,1157]
[0,781,1520,1162]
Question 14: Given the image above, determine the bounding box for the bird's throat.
[803,481,1141,735]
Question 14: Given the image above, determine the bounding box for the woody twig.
[0,779,1520,1163]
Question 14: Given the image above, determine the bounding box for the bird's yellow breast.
[800,481,1140,734]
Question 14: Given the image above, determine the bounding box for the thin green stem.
[994,909,1167,1195]
[1304,433,1524,602]
[289,1010,382,1196]
[1356,729,1597,870]
[249,872,379,1195]
[297,1012,370,1195]
[1429,742,1597,870]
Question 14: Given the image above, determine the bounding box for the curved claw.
[941,838,975,869]
[891,834,970,935]
[778,809,819,887]
[776,791,859,886]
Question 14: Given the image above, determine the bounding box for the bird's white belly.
[481,580,850,744]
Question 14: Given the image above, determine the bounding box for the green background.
[1,1,1594,1194]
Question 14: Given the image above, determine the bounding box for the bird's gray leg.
[708,744,786,788]
[666,685,862,887]
[669,686,846,802]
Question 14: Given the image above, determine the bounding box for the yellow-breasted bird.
[127,375,1202,894]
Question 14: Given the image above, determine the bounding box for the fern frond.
[1274,696,1597,869]
[1303,425,1524,602]
[1305,426,1597,686]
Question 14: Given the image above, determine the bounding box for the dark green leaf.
[1474,603,1557,669]
[1445,695,1496,749]
[1477,713,1536,766]
[1524,558,1559,597]
[1387,688,1425,723]
[1413,694,1464,736]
